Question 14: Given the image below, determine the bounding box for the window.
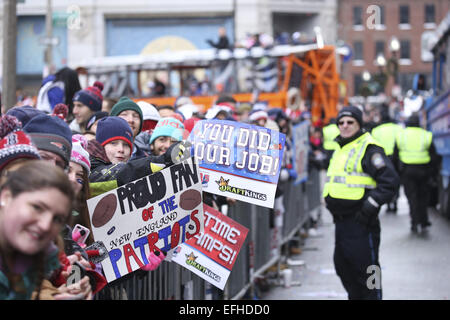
[372,5,386,30]
[353,6,363,26]
[399,73,421,94]
[379,5,386,26]
[399,5,410,24]
[353,41,363,60]
[354,74,363,95]
[400,40,411,60]
[375,41,385,59]
[425,4,435,23]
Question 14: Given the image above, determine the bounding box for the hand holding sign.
[166,140,192,165]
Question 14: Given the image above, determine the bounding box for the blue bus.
[425,11,450,218]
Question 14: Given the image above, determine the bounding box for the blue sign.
[188,120,286,184]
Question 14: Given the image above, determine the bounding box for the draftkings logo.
[185,252,221,282]
[215,176,267,201]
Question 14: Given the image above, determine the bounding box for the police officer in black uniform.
[323,106,400,300]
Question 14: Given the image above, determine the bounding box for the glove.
[164,141,192,165]
[140,249,166,271]
[355,197,380,227]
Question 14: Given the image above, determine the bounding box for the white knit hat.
[177,104,199,120]
[137,101,161,121]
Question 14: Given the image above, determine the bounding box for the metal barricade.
[95,166,323,300]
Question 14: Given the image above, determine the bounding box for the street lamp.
[387,37,400,86]
[362,70,371,82]
[375,53,388,93]
[376,53,387,67]
[389,36,400,52]
[359,70,373,97]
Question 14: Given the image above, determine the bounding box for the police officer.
[393,114,439,234]
[371,110,402,212]
[323,106,399,300]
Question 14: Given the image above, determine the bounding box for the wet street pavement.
[261,187,450,300]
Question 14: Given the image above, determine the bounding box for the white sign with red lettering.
[171,204,249,290]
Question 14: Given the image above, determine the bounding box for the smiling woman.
[0,161,75,300]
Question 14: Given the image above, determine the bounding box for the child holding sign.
[149,117,185,156]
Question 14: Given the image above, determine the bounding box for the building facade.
[0,0,337,93]
[338,0,449,97]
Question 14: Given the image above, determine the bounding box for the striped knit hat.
[0,115,41,171]
[73,81,104,112]
[71,134,91,174]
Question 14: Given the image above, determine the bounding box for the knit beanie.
[249,109,268,122]
[149,117,185,145]
[0,115,41,171]
[6,105,44,127]
[172,112,185,123]
[137,101,160,121]
[96,116,134,151]
[337,106,363,127]
[177,104,199,120]
[71,134,91,175]
[73,81,104,112]
[23,114,73,166]
[184,117,201,133]
[111,96,143,133]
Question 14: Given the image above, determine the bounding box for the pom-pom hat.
[73,81,104,112]
[0,115,41,171]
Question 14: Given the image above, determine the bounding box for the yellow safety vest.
[322,123,340,151]
[371,122,401,156]
[396,127,432,164]
[323,132,380,200]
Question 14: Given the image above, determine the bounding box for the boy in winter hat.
[149,117,185,156]
[111,97,147,160]
[111,97,143,138]
[88,116,190,198]
[95,116,134,164]
[71,81,104,133]
[23,113,73,169]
